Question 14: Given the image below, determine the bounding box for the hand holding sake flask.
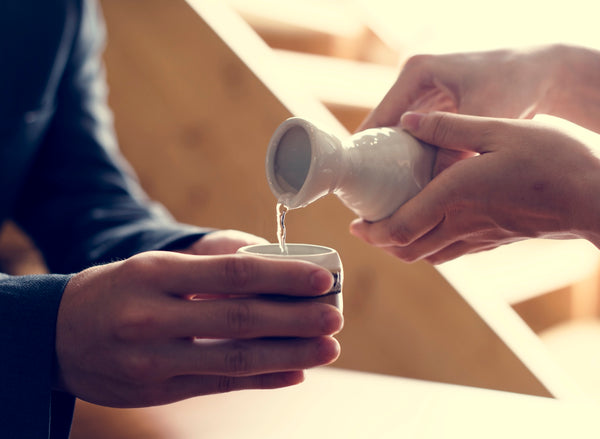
[266,117,437,222]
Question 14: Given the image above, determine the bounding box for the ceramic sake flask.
[265,117,436,221]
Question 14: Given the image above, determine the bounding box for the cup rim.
[238,243,337,257]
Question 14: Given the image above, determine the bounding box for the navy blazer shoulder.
[0,1,209,437]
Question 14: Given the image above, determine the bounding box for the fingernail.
[310,269,333,293]
[401,112,425,132]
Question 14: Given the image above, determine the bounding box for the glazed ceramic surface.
[237,243,343,310]
[266,117,436,221]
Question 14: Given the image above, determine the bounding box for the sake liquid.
[276,201,289,254]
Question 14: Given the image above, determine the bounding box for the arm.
[12,0,210,274]
[2,4,342,438]
[0,1,252,436]
[0,273,72,438]
[360,44,600,135]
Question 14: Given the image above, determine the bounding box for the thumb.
[401,111,497,154]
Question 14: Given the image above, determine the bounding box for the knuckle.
[221,255,257,290]
[428,111,454,145]
[226,301,254,337]
[136,387,165,407]
[480,118,505,143]
[403,54,433,73]
[113,308,159,341]
[425,254,445,265]
[400,253,420,264]
[119,251,165,283]
[389,246,420,264]
[388,222,414,246]
[121,351,161,383]
[216,375,236,394]
[224,343,253,375]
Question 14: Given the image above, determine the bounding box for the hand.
[183,229,269,255]
[360,47,559,175]
[359,45,600,174]
[360,47,560,129]
[350,111,600,264]
[55,251,343,407]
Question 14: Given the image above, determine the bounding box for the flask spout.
[266,117,341,209]
[272,125,311,196]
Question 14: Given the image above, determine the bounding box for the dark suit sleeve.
[12,0,211,275]
[1,0,212,437]
[0,273,73,438]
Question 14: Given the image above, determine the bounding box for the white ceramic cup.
[237,243,343,310]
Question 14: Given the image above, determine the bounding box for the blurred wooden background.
[95,0,562,396]
[2,0,600,437]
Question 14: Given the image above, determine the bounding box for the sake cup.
[237,243,343,310]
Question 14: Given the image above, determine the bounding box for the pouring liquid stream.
[276,200,289,254]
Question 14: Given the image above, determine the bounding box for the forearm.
[10,0,210,273]
[15,188,212,273]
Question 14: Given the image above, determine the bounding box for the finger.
[171,336,340,377]
[377,220,457,264]
[349,184,446,247]
[408,86,457,114]
[358,60,434,131]
[161,371,305,403]
[358,54,461,131]
[382,238,466,265]
[165,298,344,339]
[433,148,476,176]
[424,231,527,265]
[386,224,513,265]
[358,88,411,131]
[188,230,269,255]
[119,371,305,406]
[400,111,505,154]
[382,241,466,265]
[377,209,497,263]
[134,252,334,297]
[424,241,502,265]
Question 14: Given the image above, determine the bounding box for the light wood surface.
[70,367,600,439]
[97,0,576,398]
